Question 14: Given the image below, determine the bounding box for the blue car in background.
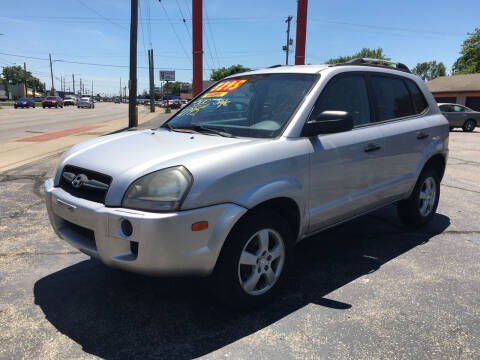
[14,98,36,108]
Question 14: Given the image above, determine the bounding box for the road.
[0,129,478,359]
[0,103,148,142]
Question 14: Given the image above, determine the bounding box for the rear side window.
[405,80,428,114]
[371,76,414,121]
[311,74,371,126]
[439,105,450,112]
[451,105,465,112]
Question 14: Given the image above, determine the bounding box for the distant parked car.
[64,97,77,106]
[438,103,479,132]
[170,100,182,109]
[42,96,63,108]
[34,96,44,102]
[114,98,121,104]
[78,97,95,109]
[14,98,35,108]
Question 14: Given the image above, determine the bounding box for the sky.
[0,0,478,96]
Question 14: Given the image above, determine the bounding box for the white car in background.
[77,97,95,109]
[63,97,77,106]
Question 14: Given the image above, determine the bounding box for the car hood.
[56,128,256,205]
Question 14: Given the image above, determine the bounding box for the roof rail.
[268,64,283,68]
[334,58,411,73]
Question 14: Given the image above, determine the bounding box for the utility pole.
[295,0,308,65]
[148,49,155,112]
[283,16,293,65]
[120,77,122,99]
[80,78,82,96]
[49,53,55,95]
[128,0,138,127]
[192,0,202,97]
[72,74,75,94]
[91,80,93,98]
[23,62,27,98]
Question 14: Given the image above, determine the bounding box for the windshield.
[81,98,90,101]
[165,73,317,138]
[18,98,28,101]
[46,96,56,100]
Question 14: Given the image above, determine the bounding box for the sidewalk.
[0,109,168,173]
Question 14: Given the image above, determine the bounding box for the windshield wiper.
[161,123,234,137]
[190,125,235,137]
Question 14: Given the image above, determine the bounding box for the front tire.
[213,211,293,309]
[463,119,476,132]
[397,167,440,227]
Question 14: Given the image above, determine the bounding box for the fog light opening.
[121,219,133,237]
[130,241,138,256]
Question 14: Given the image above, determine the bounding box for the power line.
[175,0,191,38]
[0,51,214,70]
[138,0,149,60]
[146,0,153,48]
[202,1,218,70]
[157,0,192,64]
[74,0,129,31]
[204,0,221,69]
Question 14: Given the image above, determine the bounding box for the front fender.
[234,177,304,209]
[233,177,308,236]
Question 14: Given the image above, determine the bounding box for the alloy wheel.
[237,228,285,296]
[419,176,436,217]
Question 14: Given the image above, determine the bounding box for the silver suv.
[45,58,448,307]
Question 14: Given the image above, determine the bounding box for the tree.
[452,28,480,74]
[411,61,446,81]
[1,65,45,93]
[210,65,252,81]
[161,82,181,96]
[326,48,389,64]
[161,82,191,97]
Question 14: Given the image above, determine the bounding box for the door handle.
[364,143,381,152]
[417,132,429,140]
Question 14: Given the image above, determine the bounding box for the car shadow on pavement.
[34,205,450,359]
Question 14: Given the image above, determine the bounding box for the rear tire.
[397,167,440,227]
[463,119,476,132]
[212,211,293,309]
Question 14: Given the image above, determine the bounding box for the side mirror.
[302,110,354,137]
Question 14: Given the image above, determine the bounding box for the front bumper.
[45,178,247,276]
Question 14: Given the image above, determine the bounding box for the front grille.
[59,165,112,203]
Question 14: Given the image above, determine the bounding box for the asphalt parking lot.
[0,129,479,359]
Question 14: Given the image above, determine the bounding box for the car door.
[307,72,389,232]
[450,104,468,127]
[439,104,454,125]
[371,75,432,200]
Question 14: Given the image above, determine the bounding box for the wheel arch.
[211,196,301,276]
[422,153,446,181]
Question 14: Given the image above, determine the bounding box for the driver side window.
[310,74,371,126]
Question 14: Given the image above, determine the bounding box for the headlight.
[122,166,193,212]
[53,152,65,178]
